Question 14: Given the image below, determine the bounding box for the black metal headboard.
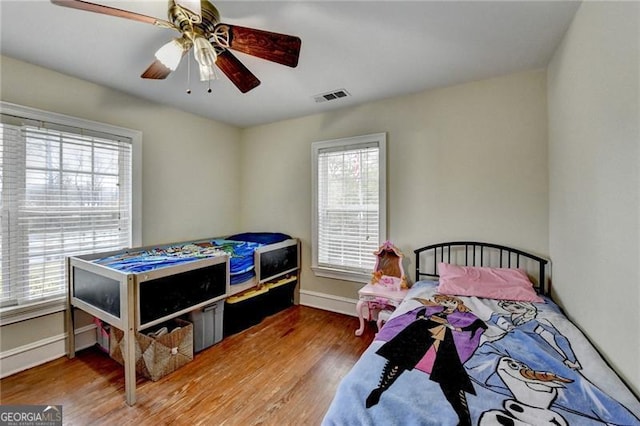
[414,241,549,295]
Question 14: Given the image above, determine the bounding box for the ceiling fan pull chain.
[186,52,192,94]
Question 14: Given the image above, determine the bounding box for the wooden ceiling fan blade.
[216,50,261,93]
[218,24,301,68]
[141,60,173,80]
[50,0,175,29]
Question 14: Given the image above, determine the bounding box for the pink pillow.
[437,262,544,302]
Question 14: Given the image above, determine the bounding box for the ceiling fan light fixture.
[193,36,218,81]
[154,39,185,71]
[198,63,217,82]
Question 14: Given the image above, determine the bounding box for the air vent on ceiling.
[313,89,351,103]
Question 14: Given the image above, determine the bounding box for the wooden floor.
[0,306,376,425]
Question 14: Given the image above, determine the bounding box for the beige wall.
[1,56,242,245]
[0,56,242,352]
[548,2,640,394]
[240,69,549,300]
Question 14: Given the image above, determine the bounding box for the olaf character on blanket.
[479,357,572,426]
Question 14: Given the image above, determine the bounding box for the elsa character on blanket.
[466,300,640,425]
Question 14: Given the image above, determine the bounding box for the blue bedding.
[225,232,290,245]
[323,281,640,426]
[92,242,227,273]
[210,239,263,284]
[93,235,290,285]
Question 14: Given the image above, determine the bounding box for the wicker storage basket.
[110,319,193,381]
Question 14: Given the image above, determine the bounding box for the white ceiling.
[0,1,580,128]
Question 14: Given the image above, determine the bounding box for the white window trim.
[0,102,142,325]
[311,132,387,283]
[311,266,373,284]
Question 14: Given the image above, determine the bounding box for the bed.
[323,241,640,426]
[85,232,299,297]
[66,232,300,405]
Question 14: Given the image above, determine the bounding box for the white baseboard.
[0,324,97,379]
[299,290,358,317]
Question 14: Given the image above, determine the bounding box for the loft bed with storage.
[323,241,640,426]
[66,232,300,406]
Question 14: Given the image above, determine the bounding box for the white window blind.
[1,112,133,308]
[312,133,386,281]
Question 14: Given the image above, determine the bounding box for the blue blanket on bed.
[92,239,261,283]
[93,234,291,285]
[323,281,640,426]
[93,242,227,273]
[210,239,262,284]
[218,233,290,284]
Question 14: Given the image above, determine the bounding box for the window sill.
[311,265,371,283]
[0,298,67,326]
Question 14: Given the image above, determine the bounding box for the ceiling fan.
[50,0,302,93]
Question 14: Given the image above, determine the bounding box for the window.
[311,133,387,282]
[0,102,141,322]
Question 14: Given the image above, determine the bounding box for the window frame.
[311,132,387,283]
[0,102,142,325]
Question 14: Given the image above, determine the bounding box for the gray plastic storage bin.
[189,300,224,352]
